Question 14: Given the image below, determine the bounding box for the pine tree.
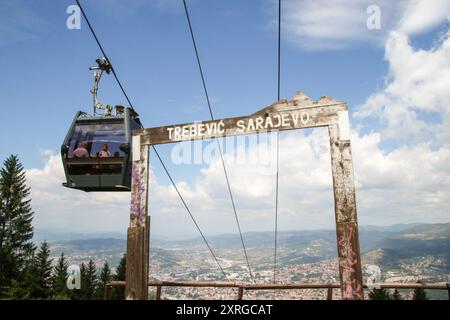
[33,241,53,299]
[81,260,98,300]
[413,282,428,300]
[52,253,69,299]
[7,258,37,299]
[71,262,87,300]
[111,254,126,300]
[368,288,391,300]
[392,289,402,300]
[96,262,112,299]
[0,155,35,296]
[12,241,54,299]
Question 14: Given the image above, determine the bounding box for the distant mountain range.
[363,223,450,274]
[33,228,126,242]
[43,223,449,276]
[174,223,424,249]
[35,223,422,244]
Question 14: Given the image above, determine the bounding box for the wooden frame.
[125,92,364,300]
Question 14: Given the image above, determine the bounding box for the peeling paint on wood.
[126,140,150,300]
[130,143,149,227]
[132,134,141,162]
[337,110,350,140]
[125,218,150,300]
[127,92,364,300]
[329,124,364,299]
[336,222,364,300]
[138,97,347,146]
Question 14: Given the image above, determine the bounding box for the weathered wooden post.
[156,286,162,300]
[328,110,364,300]
[446,283,450,301]
[326,286,333,300]
[125,133,150,300]
[237,286,244,300]
[103,284,110,300]
[130,92,364,300]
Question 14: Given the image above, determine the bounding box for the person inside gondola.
[99,143,112,158]
[73,141,89,158]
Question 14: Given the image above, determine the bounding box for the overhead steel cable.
[152,146,228,278]
[76,0,135,113]
[182,0,254,281]
[277,0,281,102]
[273,0,281,285]
[75,0,228,279]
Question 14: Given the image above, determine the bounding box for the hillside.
[46,223,449,284]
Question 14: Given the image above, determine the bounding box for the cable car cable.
[152,145,228,279]
[182,0,254,281]
[75,0,135,113]
[74,0,228,278]
[273,0,281,285]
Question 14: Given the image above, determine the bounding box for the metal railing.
[104,280,450,300]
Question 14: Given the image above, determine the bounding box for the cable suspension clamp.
[89,57,113,116]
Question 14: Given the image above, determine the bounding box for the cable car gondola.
[61,58,142,192]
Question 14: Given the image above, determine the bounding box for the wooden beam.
[110,280,449,290]
[447,283,450,301]
[328,124,364,300]
[153,280,241,288]
[156,286,162,300]
[103,284,110,300]
[125,138,150,300]
[237,286,244,300]
[127,92,365,300]
[137,99,347,146]
[326,286,333,300]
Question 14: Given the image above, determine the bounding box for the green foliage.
[73,260,98,300]
[368,288,391,300]
[0,155,35,295]
[7,279,32,299]
[413,282,429,300]
[68,259,117,300]
[0,154,119,300]
[86,260,98,299]
[392,289,402,300]
[34,241,53,298]
[50,293,71,300]
[6,260,37,299]
[96,262,112,299]
[8,241,54,299]
[111,254,126,300]
[52,253,69,297]
[70,262,86,300]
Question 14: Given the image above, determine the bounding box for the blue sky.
[1,0,450,238]
[1,0,386,168]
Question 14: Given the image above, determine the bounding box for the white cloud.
[398,0,450,35]
[350,10,450,226]
[356,30,450,141]
[21,0,450,240]
[281,0,450,50]
[351,131,450,227]
[26,126,450,239]
[281,0,406,50]
[26,151,130,234]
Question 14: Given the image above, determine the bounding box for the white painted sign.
[167,112,310,141]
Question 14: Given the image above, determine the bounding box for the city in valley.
[46,223,450,300]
